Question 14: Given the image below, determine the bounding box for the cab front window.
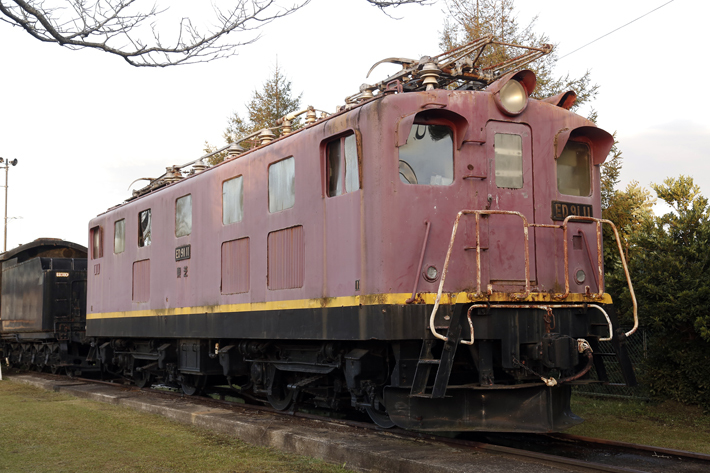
[557,141,591,196]
[398,124,453,186]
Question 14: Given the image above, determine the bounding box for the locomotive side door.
[484,121,537,289]
[324,132,362,297]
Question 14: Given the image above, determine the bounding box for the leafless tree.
[0,0,431,67]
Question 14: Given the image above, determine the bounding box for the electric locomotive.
[85,38,637,432]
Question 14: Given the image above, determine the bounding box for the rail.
[428,211,638,342]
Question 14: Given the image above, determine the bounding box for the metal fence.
[574,327,650,400]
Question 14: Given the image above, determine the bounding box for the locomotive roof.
[0,238,88,264]
[114,36,555,210]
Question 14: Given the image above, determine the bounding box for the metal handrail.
[429,209,530,342]
[428,212,638,342]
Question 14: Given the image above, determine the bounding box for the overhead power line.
[558,0,676,60]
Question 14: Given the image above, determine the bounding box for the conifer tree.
[205,63,302,164]
[224,63,303,144]
[440,0,598,108]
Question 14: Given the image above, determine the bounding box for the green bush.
[611,176,710,409]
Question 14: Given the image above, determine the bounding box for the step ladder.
[410,308,465,399]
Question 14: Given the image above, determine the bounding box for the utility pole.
[0,157,18,253]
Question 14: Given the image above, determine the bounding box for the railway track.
[7,370,710,473]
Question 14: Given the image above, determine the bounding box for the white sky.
[0,0,707,249]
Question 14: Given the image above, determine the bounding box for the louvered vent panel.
[221,238,250,294]
[268,226,304,290]
[132,259,150,302]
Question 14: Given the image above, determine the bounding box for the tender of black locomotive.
[0,238,92,374]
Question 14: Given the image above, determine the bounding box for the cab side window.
[327,133,359,196]
[90,226,102,259]
[138,209,151,247]
[114,219,125,254]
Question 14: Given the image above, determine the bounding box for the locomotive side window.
[138,209,151,247]
[90,226,102,259]
[494,133,523,189]
[398,124,453,185]
[557,141,591,196]
[114,219,125,254]
[268,157,295,213]
[175,194,192,237]
[327,133,359,196]
[223,176,244,225]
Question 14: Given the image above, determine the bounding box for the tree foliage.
[224,63,302,143]
[440,0,598,108]
[600,139,655,266]
[0,0,431,67]
[613,176,710,409]
[205,63,301,164]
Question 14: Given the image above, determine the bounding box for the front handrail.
[560,216,638,338]
[428,212,638,342]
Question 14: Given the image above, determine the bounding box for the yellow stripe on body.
[86,292,612,320]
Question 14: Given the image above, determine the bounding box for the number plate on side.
[551,201,593,221]
[175,244,191,261]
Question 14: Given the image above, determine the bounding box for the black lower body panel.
[86,304,446,340]
[384,384,582,432]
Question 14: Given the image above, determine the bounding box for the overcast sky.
[0,0,706,249]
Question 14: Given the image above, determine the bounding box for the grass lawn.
[569,393,710,453]
[0,381,351,473]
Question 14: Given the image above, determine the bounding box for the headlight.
[500,79,527,114]
[575,269,586,284]
[424,265,439,282]
[488,70,536,116]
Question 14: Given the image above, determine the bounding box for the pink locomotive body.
[88,89,607,325]
[86,46,637,431]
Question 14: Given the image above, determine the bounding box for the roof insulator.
[359,83,376,100]
[164,166,183,183]
[421,61,441,91]
[192,158,208,173]
[227,142,246,156]
[281,119,293,136]
[305,106,317,125]
[259,128,276,145]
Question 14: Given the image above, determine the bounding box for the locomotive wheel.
[180,374,206,396]
[134,369,153,389]
[365,404,395,429]
[266,368,294,411]
[36,346,50,372]
[267,385,294,411]
[365,391,395,429]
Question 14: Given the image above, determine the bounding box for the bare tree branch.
[0,1,311,66]
[365,0,431,7]
[0,0,432,67]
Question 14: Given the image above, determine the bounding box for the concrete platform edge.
[3,374,568,473]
